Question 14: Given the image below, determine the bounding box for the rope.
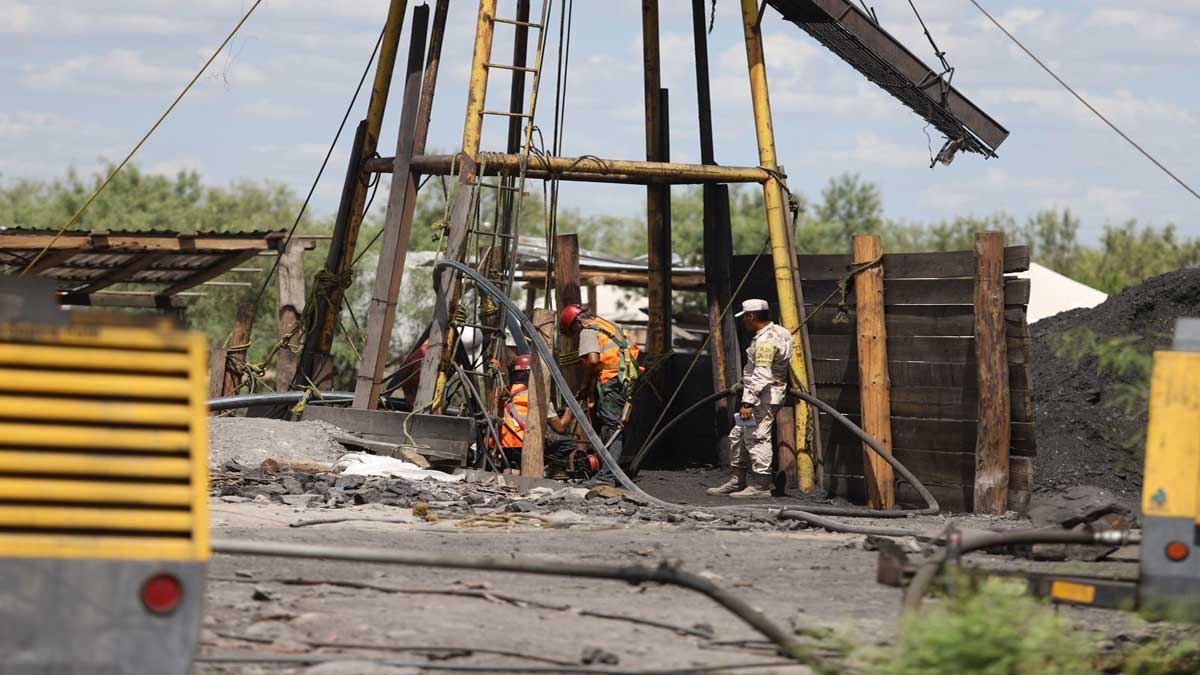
[248,24,388,310]
[21,0,266,275]
[968,0,1200,204]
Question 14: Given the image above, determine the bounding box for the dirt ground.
[194,491,1162,675]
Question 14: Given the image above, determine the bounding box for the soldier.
[707,298,792,498]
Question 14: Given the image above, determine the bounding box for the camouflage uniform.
[728,321,792,475]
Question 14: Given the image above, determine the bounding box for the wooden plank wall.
[732,246,1035,512]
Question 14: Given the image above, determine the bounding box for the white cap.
[734,298,769,317]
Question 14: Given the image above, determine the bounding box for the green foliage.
[879,578,1095,675]
[1050,327,1154,453]
[1116,638,1200,675]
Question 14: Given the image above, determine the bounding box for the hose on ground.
[901,527,1141,611]
[627,385,939,523]
[210,538,821,663]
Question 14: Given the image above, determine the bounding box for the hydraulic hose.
[628,386,939,521]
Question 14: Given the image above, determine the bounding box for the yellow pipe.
[739,0,813,492]
[370,153,771,183]
[365,0,410,154]
[462,0,498,158]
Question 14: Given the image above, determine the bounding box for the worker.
[707,298,792,498]
[491,355,580,470]
[559,304,640,483]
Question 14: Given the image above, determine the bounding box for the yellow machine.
[1138,317,1200,617]
[0,281,209,675]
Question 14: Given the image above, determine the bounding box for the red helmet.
[510,354,532,372]
[559,303,587,332]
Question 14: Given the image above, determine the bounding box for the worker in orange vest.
[559,304,640,483]
[492,354,580,471]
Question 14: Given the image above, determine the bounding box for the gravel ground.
[209,417,350,468]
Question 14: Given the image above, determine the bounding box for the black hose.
[208,391,356,411]
[628,385,939,521]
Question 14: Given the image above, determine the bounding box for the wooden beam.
[554,234,584,393]
[353,3,431,409]
[852,235,894,510]
[973,231,1010,514]
[208,347,228,415]
[24,250,76,275]
[0,233,282,252]
[522,308,555,478]
[515,269,705,291]
[57,291,197,309]
[74,252,168,294]
[275,242,306,392]
[161,249,259,296]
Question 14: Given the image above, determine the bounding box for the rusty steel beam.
[365,153,770,184]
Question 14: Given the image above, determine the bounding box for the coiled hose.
[436,260,939,531]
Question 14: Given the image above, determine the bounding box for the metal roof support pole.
[297,0,408,389]
[738,0,814,492]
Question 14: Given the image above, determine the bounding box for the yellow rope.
[20,0,266,275]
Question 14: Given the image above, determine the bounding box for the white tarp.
[1016,261,1108,323]
[332,452,465,482]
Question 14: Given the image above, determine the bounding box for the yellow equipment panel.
[0,322,209,561]
[1141,351,1200,523]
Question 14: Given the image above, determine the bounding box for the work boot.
[706,470,747,495]
[729,473,772,499]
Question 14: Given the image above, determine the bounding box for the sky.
[3,0,1199,244]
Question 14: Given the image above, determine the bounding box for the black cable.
[249,24,388,311]
[968,0,1200,204]
[195,654,801,674]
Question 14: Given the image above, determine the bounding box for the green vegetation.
[1050,327,1155,455]
[878,578,1095,675]
[3,164,1197,388]
[1112,636,1200,675]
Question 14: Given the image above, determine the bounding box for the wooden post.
[585,282,598,313]
[705,187,740,457]
[208,347,227,415]
[643,1,671,362]
[852,235,894,510]
[223,303,257,397]
[523,308,555,478]
[275,242,306,392]
[554,234,583,393]
[524,285,537,318]
[353,3,432,409]
[974,231,1010,514]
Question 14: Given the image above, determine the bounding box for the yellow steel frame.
[0,324,209,562]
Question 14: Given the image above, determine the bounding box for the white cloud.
[0,112,50,140]
[21,49,192,89]
[237,98,308,122]
[0,1,35,33]
[148,157,205,176]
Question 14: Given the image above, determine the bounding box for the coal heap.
[1029,267,1200,504]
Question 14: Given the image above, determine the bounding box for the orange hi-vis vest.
[498,383,528,449]
[588,317,640,386]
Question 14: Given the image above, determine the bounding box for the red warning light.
[1165,541,1190,562]
[141,573,182,615]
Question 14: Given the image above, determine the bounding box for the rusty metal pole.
[414,0,498,411]
[353,4,431,409]
[738,0,814,492]
[296,0,408,388]
[643,0,671,362]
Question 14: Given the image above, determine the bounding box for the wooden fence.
[732,241,1034,513]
